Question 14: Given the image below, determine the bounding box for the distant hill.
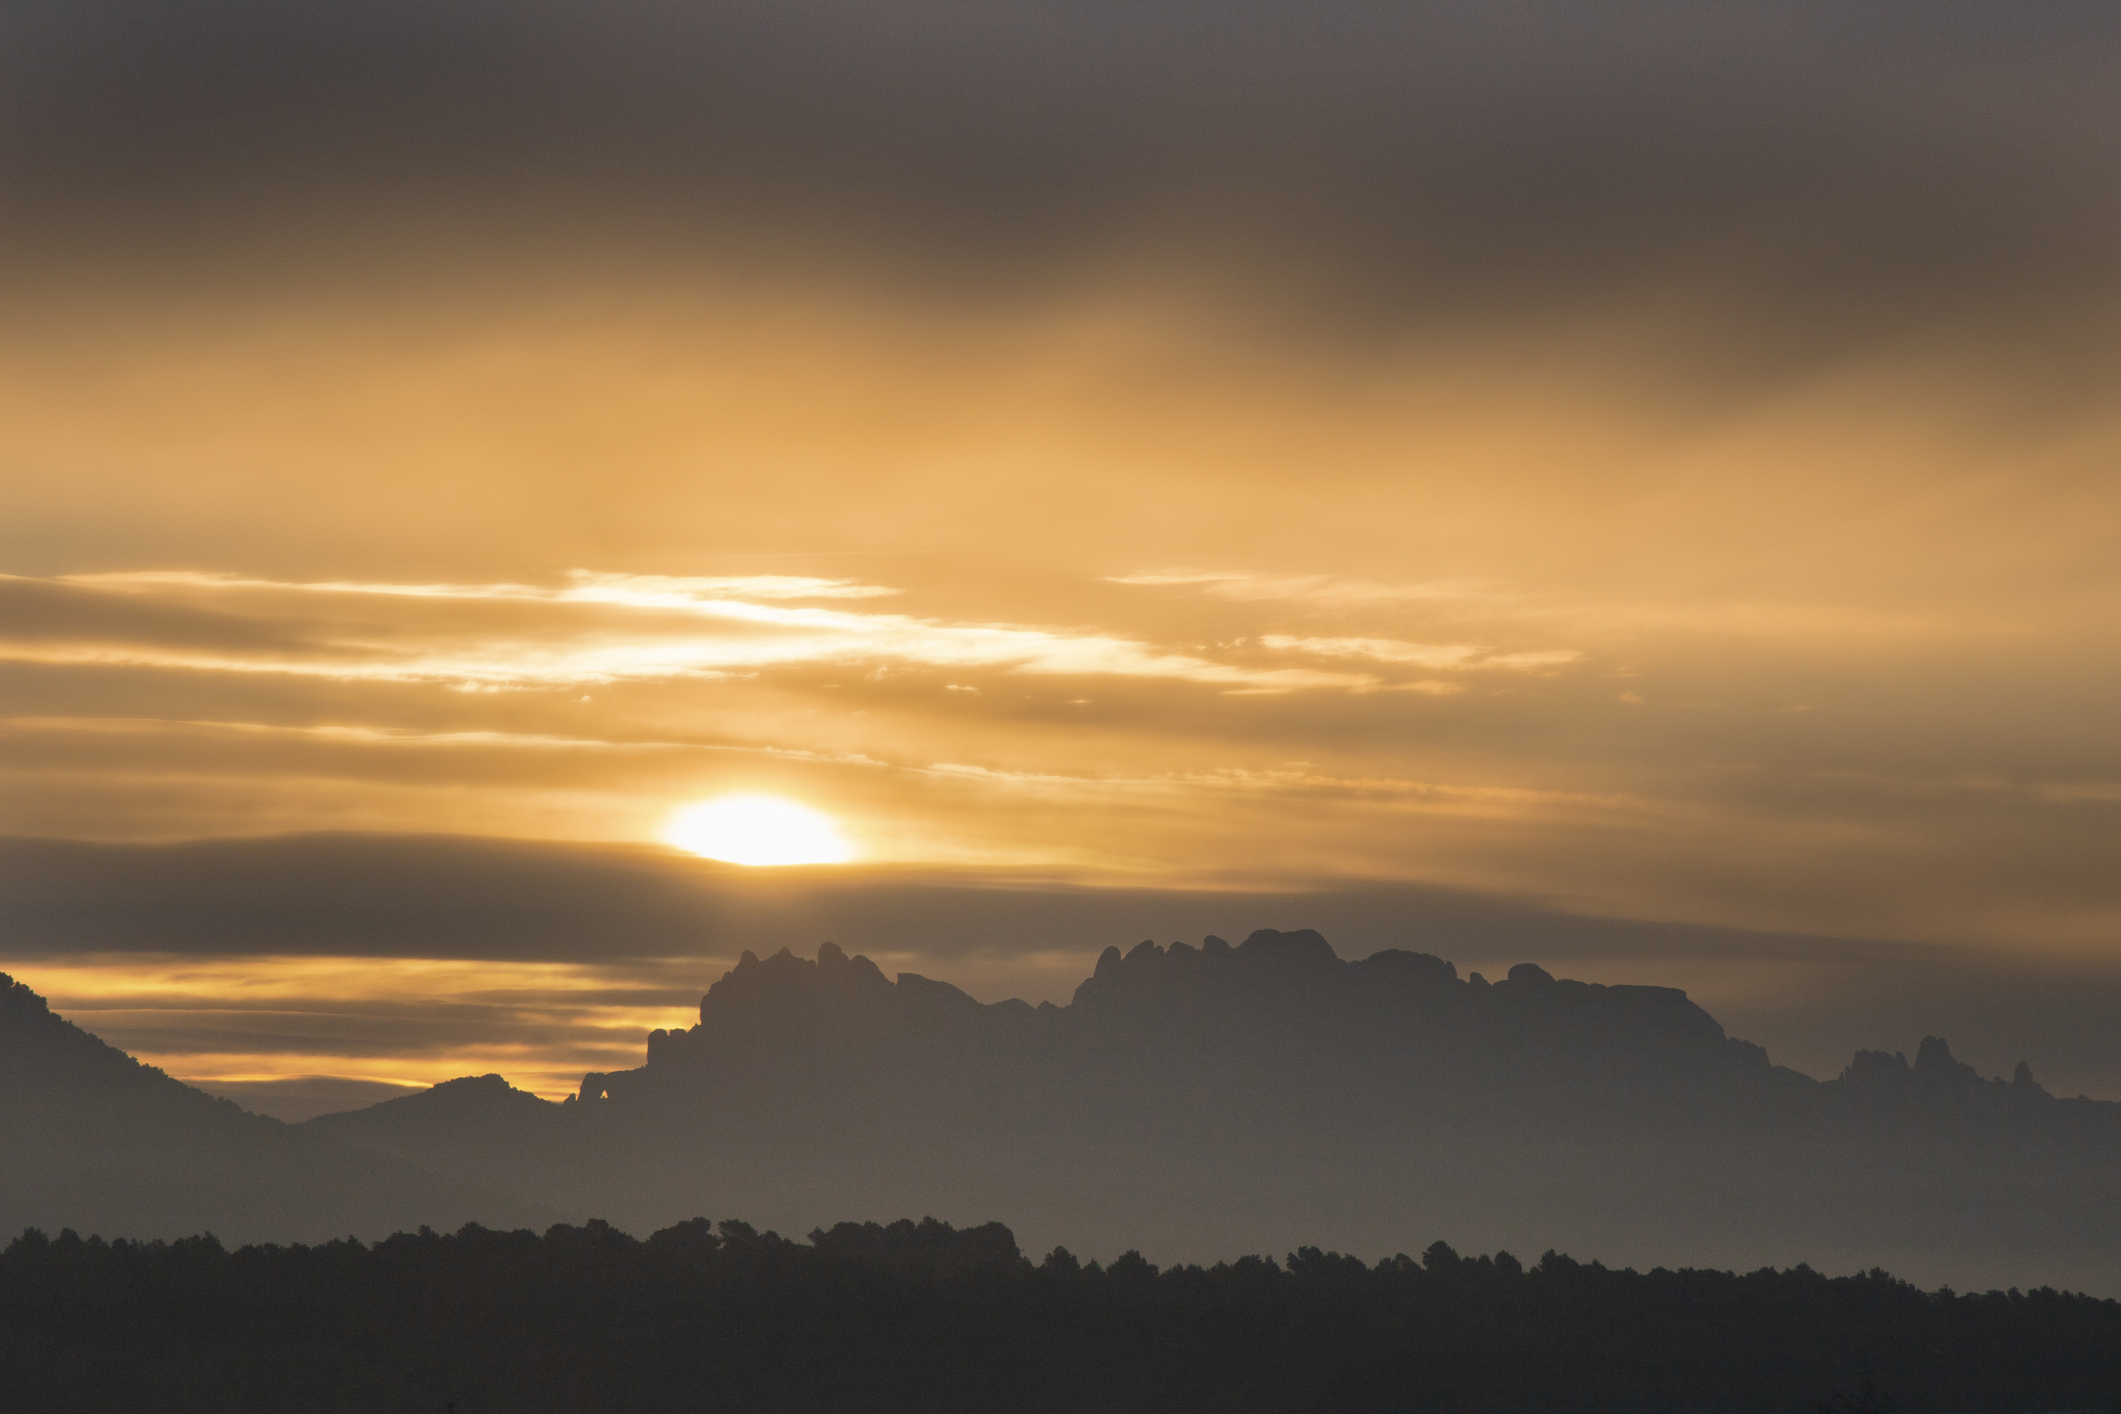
[306,931,2121,1293]
[0,973,547,1243]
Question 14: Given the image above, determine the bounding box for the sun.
[662,794,858,866]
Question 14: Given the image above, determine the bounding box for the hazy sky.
[3,0,2118,1106]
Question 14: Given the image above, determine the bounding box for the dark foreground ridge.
[5,1214,2117,1414]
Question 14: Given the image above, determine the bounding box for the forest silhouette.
[4,1213,2117,1413]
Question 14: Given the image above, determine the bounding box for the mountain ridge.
[557,929,2054,1116]
[0,972,551,1244]
[297,929,2119,1292]
[8,928,2113,1290]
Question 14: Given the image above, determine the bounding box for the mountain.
[307,931,2121,1292]
[0,973,547,1243]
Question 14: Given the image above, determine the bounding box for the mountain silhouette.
[304,931,2121,1291]
[0,973,546,1243]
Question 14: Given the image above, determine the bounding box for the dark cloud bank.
[9,831,2121,1099]
[5,0,2118,360]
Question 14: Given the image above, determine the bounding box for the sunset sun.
[662,795,857,866]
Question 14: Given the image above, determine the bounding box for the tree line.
[3,1217,2117,1412]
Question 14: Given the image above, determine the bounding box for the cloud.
[1112,572,1497,607]
[13,570,1379,693]
[0,575,315,653]
[13,951,704,1100]
[2,712,1611,819]
[0,714,889,767]
[68,569,901,605]
[1260,635,1582,673]
[8,0,2118,358]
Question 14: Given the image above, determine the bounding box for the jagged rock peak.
[1071,929,1473,1019]
[1240,928,1340,966]
[1839,1037,2048,1096]
[1914,1035,1981,1085]
[1078,929,1476,995]
[701,941,894,1023]
[1082,930,1354,995]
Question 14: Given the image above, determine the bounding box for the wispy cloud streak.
[66,570,902,605]
[1111,570,1500,606]
[21,571,1383,692]
[1260,635,1581,672]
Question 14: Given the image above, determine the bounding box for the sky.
[3,0,2119,1113]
